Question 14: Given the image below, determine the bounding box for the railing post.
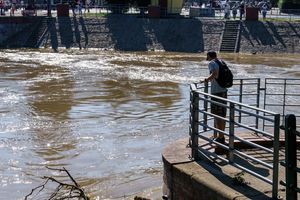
[284,114,297,200]
[272,114,280,199]
[255,78,261,130]
[228,102,235,162]
[204,82,208,132]
[190,90,199,160]
[238,79,243,123]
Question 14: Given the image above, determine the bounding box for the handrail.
[190,79,281,199]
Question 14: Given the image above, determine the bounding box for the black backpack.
[214,59,233,88]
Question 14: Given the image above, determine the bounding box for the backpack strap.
[214,59,226,68]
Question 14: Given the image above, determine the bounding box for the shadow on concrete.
[106,15,148,51]
[243,21,276,46]
[151,18,204,52]
[105,15,204,52]
[266,21,286,48]
[287,22,300,37]
[48,18,58,51]
[79,17,89,48]
[57,17,73,48]
[197,152,271,199]
[72,16,82,49]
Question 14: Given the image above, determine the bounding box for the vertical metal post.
[272,114,280,199]
[238,79,243,123]
[204,82,208,132]
[282,79,287,123]
[191,90,199,160]
[255,78,261,130]
[228,102,235,162]
[284,114,297,200]
[263,79,268,131]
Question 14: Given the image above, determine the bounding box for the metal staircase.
[219,20,240,53]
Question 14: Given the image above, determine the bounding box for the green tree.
[135,0,151,7]
[105,0,132,13]
[132,0,151,15]
[278,0,300,9]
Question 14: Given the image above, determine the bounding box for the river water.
[0,49,299,200]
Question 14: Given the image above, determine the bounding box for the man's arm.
[204,68,218,83]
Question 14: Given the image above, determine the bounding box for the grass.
[82,12,109,18]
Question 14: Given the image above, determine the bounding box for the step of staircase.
[219,20,240,53]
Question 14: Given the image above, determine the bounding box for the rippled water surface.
[0,49,299,200]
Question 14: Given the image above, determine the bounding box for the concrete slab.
[162,137,300,200]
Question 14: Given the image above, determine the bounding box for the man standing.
[203,51,227,144]
[239,2,245,20]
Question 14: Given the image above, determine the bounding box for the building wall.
[151,0,183,14]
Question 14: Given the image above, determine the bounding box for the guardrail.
[190,78,300,199]
[190,79,281,199]
[280,114,300,200]
[264,78,300,130]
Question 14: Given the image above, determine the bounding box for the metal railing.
[280,114,300,200]
[190,77,300,198]
[190,80,280,198]
[264,78,300,130]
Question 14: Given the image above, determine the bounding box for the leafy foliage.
[278,0,300,9]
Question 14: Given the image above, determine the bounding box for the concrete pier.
[162,137,300,200]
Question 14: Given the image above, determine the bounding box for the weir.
[163,78,300,199]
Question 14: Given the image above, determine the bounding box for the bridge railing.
[190,80,281,199]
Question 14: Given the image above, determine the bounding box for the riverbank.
[1,16,300,53]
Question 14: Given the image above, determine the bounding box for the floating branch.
[25,167,90,200]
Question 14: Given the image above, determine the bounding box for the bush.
[106,0,131,13]
[278,0,300,10]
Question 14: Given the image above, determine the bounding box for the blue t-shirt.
[208,60,228,94]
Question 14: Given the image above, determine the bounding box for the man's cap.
[207,51,217,58]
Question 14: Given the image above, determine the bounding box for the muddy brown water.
[0,49,299,199]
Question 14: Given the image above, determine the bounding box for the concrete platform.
[162,137,300,200]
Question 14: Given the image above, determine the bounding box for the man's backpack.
[214,59,233,88]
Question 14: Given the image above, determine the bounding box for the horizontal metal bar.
[231,162,273,185]
[196,91,279,115]
[198,123,229,137]
[198,97,230,109]
[233,149,273,169]
[265,104,300,107]
[229,93,259,96]
[265,93,300,96]
[197,145,273,185]
[233,107,275,122]
[234,121,274,138]
[198,134,229,150]
[234,135,274,154]
[199,111,229,122]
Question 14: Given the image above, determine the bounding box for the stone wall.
[45,16,300,53]
[1,16,300,54]
[239,21,300,53]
